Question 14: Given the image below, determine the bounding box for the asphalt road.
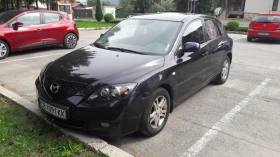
[1,31,280,157]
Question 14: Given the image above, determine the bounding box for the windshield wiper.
[107,47,147,55]
[94,43,106,49]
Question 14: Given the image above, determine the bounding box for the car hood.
[45,45,164,85]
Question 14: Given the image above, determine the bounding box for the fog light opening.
[101,123,110,128]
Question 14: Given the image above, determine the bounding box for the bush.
[226,20,240,31]
[236,27,248,32]
[95,0,103,21]
[104,13,114,22]
[224,25,228,31]
[110,19,123,24]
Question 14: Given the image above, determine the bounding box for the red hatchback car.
[0,10,79,59]
[247,12,280,42]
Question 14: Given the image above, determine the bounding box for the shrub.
[226,20,240,31]
[110,19,123,23]
[224,25,228,31]
[236,27,248,32]
[104,13,114,22]
[95,0,103,21]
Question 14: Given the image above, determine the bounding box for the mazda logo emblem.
[50,83,60,94]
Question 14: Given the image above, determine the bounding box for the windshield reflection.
[95,19,182,55]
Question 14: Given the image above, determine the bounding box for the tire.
[139,88,170,137]
[63,33,78,49]
[212,56,231,85]
[247,37,253,42]
[0,40,10,60]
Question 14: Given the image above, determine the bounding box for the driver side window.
[182,20,204,45]
[16,12,41,27]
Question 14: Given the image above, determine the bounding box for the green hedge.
[236,27,248,32]
[109,19,123,24]
[104,13,114,22]
[226,20,240,31]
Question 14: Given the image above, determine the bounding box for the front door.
[176,19,210,100]
[9,12,43,50]
[42,12,67,45]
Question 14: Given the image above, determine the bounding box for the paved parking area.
[0,31,280,157]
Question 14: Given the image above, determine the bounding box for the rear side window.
[252,15,280,22]
[44,13,60,23]
[215,20,226,36]
[204,19,221,41]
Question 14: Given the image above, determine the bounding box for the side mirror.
[12,22,23,30]
[181,42,200,53]
[100,33,104,38]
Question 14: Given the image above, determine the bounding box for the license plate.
[258,32,270,36]
[40,100,67,120]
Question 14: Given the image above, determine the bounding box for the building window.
[272,0,279,11]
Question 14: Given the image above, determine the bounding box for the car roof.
[4,10,65,14]
[258,12,280,15]
[129,12,207,22]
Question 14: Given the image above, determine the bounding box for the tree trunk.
[11,0,14,10]
[47,0,49,10]
[16,0,20,9]
[36,0,38,9]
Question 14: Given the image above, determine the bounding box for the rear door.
[42,12,67,45]
[203,19,226,77]
[9,12,43,50]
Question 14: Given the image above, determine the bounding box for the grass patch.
[76,21,115,28]
[0,97,102,157]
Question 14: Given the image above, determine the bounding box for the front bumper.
[35,78,147,137]
[248,30,280,39]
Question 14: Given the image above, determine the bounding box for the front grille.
[43,75,85,99]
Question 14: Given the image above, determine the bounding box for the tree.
[119,0,134,10]
[95,0,103,21]
[174,0,214,14]
[134,0,151,13]
[148,0,175,12]
[69,0,76,2]
[102,0,111,6]
[87,0,96,7]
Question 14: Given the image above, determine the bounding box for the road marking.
[0,52,68,64]
[233,37,247,41]
[181,78,272,157]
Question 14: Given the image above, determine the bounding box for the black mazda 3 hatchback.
[35,13,233,137]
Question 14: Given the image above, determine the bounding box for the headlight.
[39,62,53,83]
[88,83,137,100]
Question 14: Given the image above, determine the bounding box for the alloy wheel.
[0,43,7,57]
[221,59,229,80]
[67,35,77,47]
[150,96,168,129]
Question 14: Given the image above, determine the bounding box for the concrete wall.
[244,0,274,13]
[278,1,280,11]
[244,0,275,20]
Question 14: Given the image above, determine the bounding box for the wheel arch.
[0,38,12,52]
[227,52,232,64]
[158,84,174,113]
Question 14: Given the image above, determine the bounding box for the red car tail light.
[249,22,254,29]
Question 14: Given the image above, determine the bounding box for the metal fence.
[116,9,132,18]
[73,9,93,18]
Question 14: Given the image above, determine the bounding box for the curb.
[227,31,247,35]
[78,27,111,31]
[0,86,133,157]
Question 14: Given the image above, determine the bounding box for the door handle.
[218,42,226,47]
[36,29,42,32]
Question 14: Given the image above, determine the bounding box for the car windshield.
[252,15,280,22]
[0,11,21,24]
[94,19,182,55]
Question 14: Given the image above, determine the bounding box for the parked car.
[35,13,233,137]
[0,10,79,60]
[247,12,280,42]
